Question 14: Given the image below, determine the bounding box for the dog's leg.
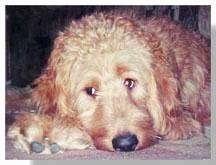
[47,116,93,153]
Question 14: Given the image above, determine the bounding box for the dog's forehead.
[70,49,152,88]
[81,49,144,74]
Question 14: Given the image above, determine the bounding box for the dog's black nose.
[112,134,138,152]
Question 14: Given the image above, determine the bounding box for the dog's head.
[32,13,180,151]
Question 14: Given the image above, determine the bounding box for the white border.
[1,0,215,164]
[211,4,216,160]
[0,3,6,162]
[1,0,216,5]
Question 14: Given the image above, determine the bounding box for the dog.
[7,11,210,154]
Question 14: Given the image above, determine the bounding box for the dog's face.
[35,15,167,152]
[68,43,158,151]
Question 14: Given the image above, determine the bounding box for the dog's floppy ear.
[152,44,181,121]
[144,31,181,115]
[32,34,75,116]
[152,48,181,115]
[143,32,181,134]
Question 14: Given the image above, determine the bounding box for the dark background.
[5,6,210,87]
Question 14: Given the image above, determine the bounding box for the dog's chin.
[91,136,115,152]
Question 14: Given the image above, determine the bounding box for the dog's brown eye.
[85,87,97,97]
[124,78,135,90]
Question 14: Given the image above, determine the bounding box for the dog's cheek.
[75,96,108,135]
[133,119,157,150]
[136,134,156,150]
[74,95,97,129]
[129,85,148,109]
[87,104,108,134]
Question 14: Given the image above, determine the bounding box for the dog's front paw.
[7,113,50,154]
[8,126,62,154]
[7,125,49,154]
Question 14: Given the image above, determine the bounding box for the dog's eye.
[124,78,136,90]
[85,87,97,97]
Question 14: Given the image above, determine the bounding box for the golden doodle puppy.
[7,12,210,154]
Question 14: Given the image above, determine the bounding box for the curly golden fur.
[7,12,210,153]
